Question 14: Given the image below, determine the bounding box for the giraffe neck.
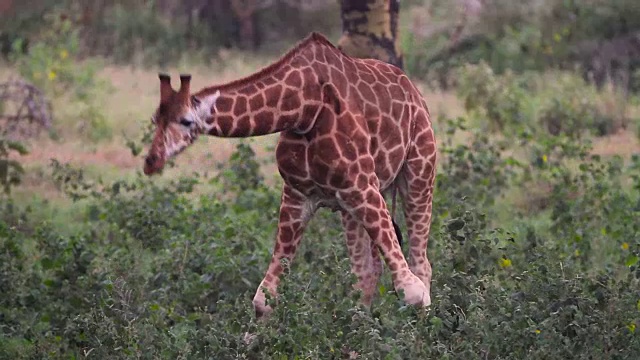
[193,37,334,138]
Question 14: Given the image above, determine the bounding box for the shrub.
[537,73,631,138]
[404,0,640,92]
[434,116,521,212]
[455,62,534,133]
[1,109,639,358]
[456,62,632,138]
[9,10,112,142]
[101,2,215,67]
[0,138,28,195]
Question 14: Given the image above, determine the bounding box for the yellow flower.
[48,71,57,81]
[574,249,581,257]
[627,323,636,333]
[542,154,548,163]
[535,329,541,334]
[60,49,68,59]
[621,242,629,250]
[499,256,512,268]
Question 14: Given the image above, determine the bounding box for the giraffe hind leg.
[335,175,429,307]
[397,124,436,297]
[341,212,383,305]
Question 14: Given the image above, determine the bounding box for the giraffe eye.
[179,117,194,127]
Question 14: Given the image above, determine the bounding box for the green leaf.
[7,160,24,173]
[7,141,29,155]
[378,284,386,296]
[41,258,55,270]
[111,182,121,195]
[447,219,465,231]
[0,160,7,181]
[224,226,236,238]
[429,316,443,328]
[625,255,639,268]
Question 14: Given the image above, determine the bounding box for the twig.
[0,78,52,138]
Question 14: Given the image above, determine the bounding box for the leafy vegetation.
[1,87,639,357]
[8,9,111,142]
[1,1,640,359]
[0,0,340,66]
[403,0,640,94]
[0,138,28,195]
[455,62,633,138]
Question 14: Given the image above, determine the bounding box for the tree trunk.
[337,0,403,69]
[230,0,259,50]
[0,0,14,14]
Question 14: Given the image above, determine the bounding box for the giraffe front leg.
[337,184,430,308]
[253,184,313,319]
[341,212,383,306]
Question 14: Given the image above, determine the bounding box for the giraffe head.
[143,73,220,175]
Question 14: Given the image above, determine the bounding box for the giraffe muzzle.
[143,154,164,176]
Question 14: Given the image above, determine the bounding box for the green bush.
[434,117,521,212]
[101,2,216,67]
[537,73,631,138]
[456,63,534,133]
[2,119,640,358]
[0,138,28,195]
[8,10,112,142]
[405,0,640,93]
[456,62,632,138]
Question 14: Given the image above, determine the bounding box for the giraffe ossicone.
[143,32,437,318]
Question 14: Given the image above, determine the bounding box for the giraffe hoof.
[252,293,274,319]
[243,331,257,345]
[254,303,273,319]
[400,276,431,307]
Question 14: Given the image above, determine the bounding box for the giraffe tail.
[390,184,405,302]
[392,219,403,248]
[390,184,403,249]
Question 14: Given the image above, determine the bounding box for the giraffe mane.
[194,32,337,97]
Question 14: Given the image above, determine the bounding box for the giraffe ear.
[193,90,221,119]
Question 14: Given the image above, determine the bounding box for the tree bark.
[230,0,259,49]
[0,0,14,14]
[337,0,403,69]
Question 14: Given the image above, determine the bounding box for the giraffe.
[143,32,437,318]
